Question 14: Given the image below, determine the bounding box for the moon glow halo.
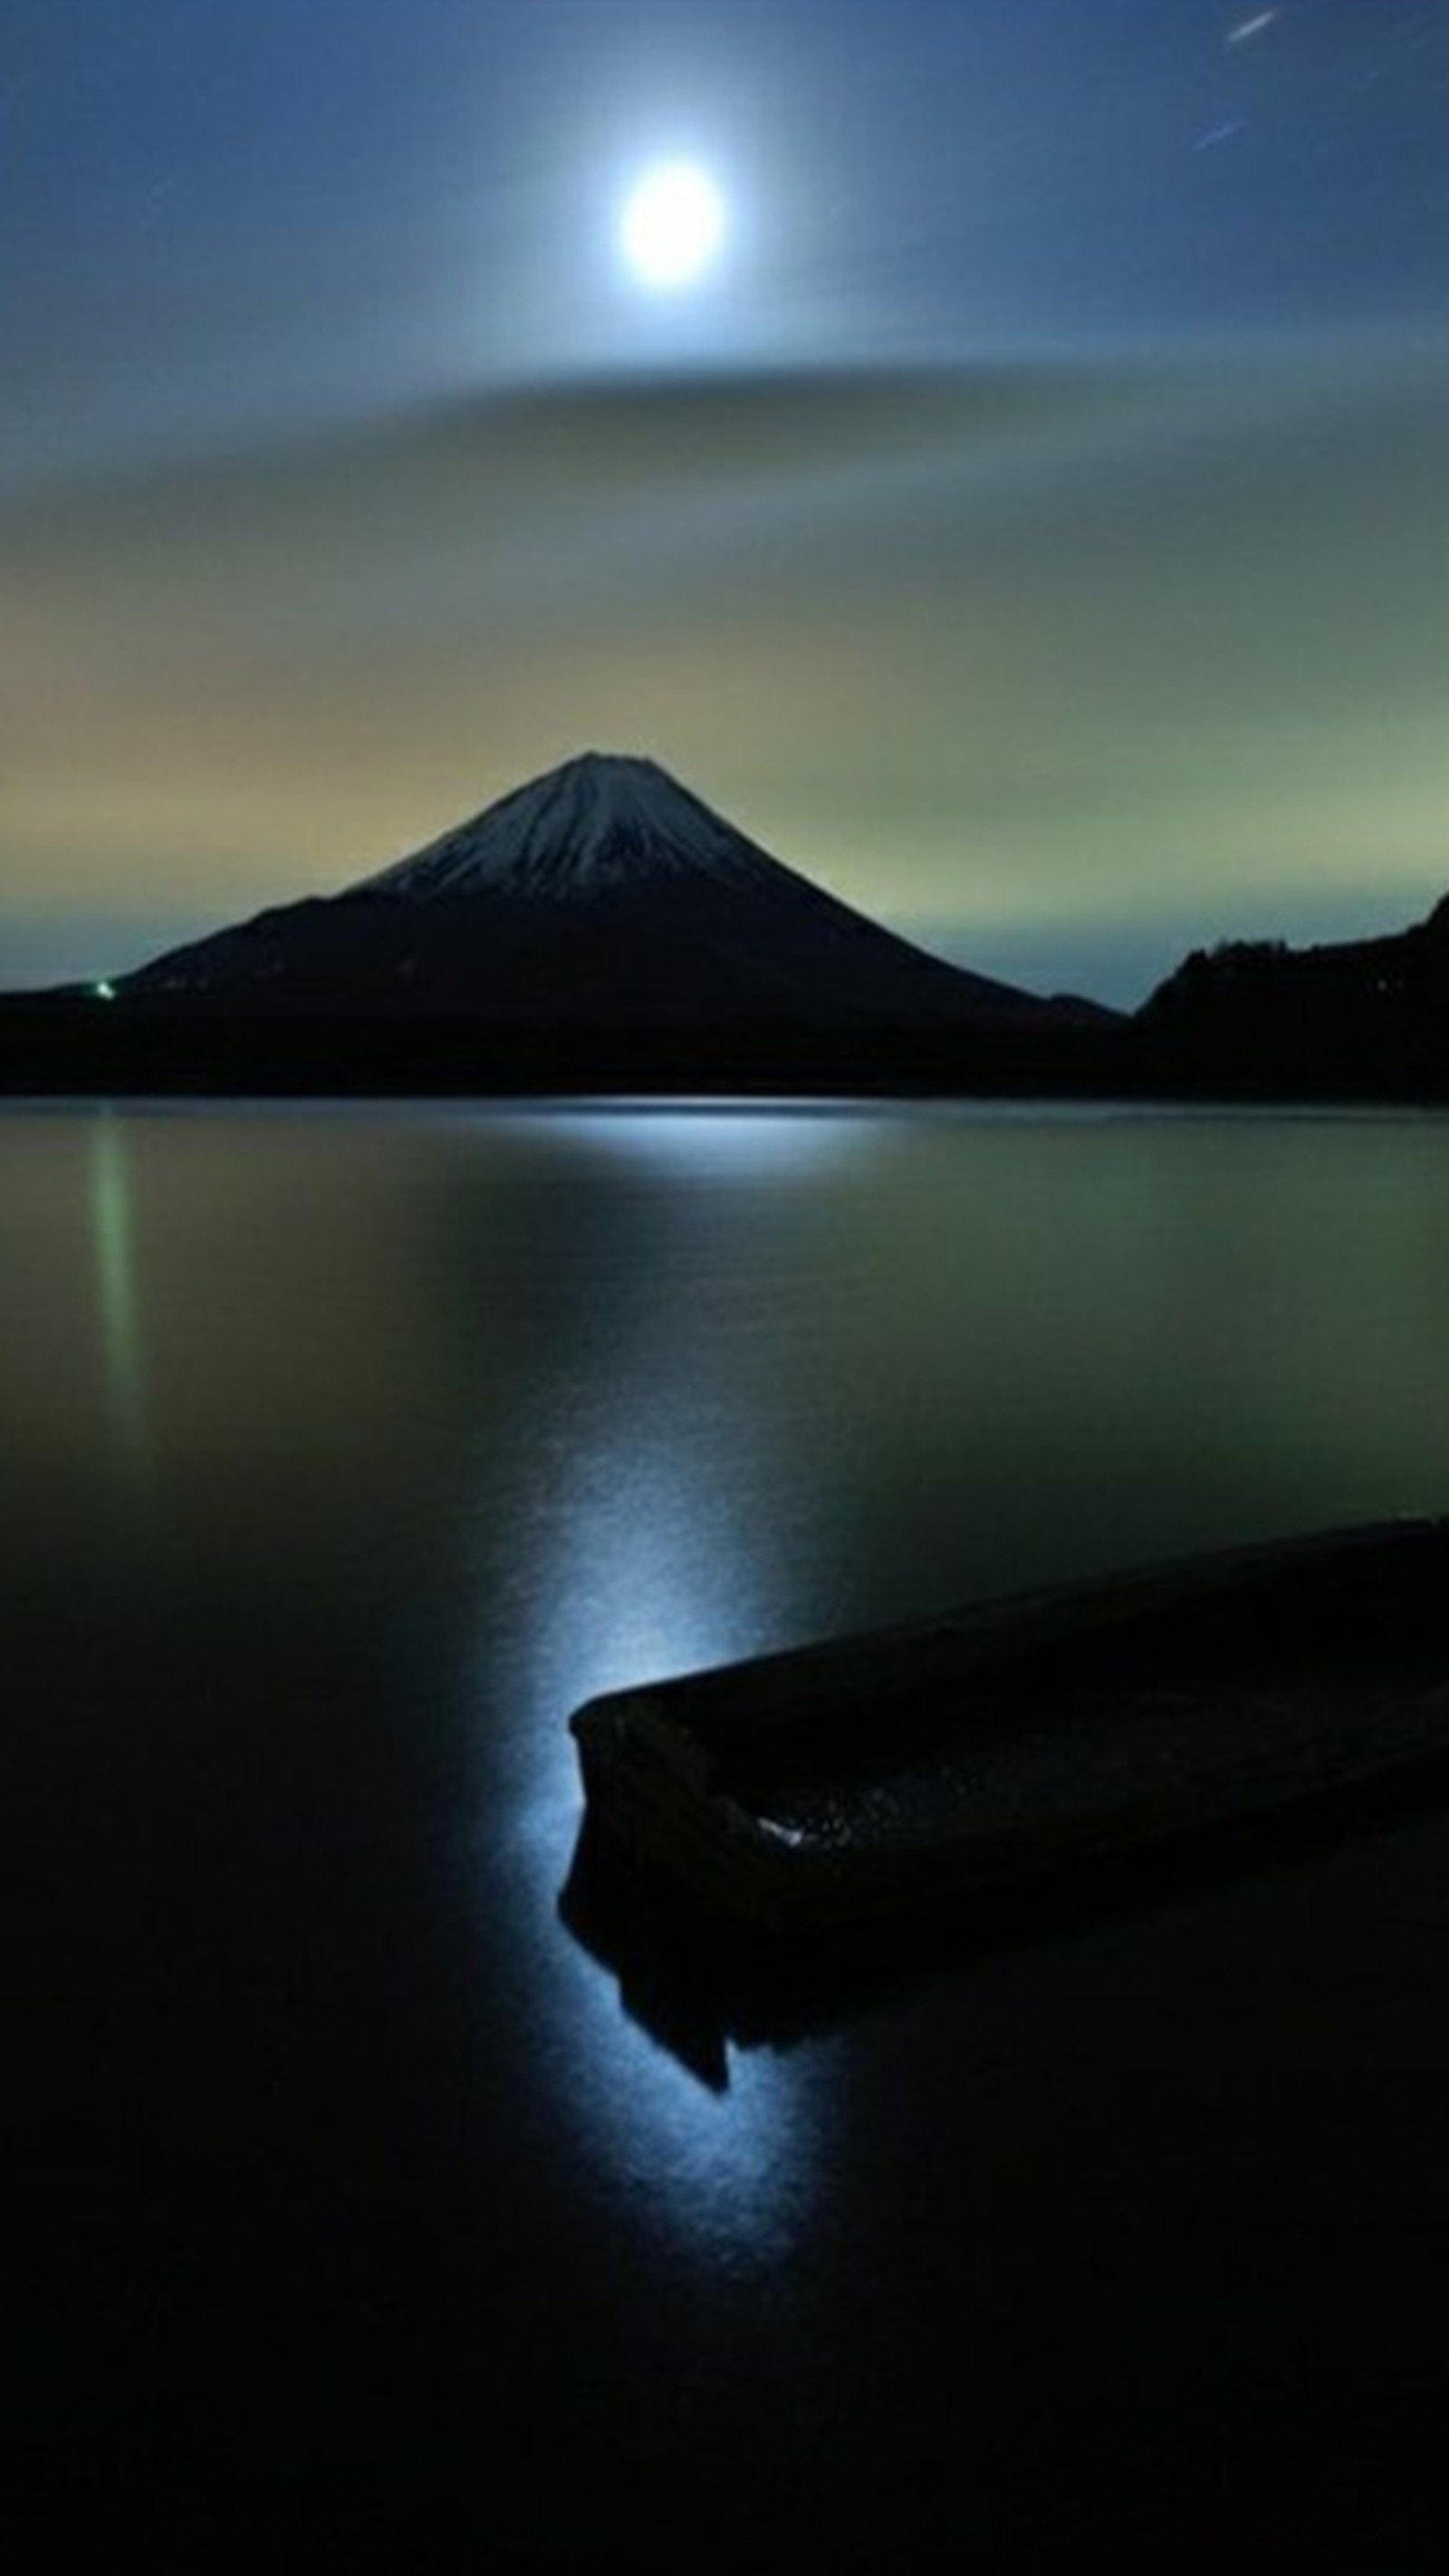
[620,161,726,291]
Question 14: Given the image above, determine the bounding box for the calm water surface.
[8,1101,1449,2566]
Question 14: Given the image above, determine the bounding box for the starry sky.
[5,0,1447,1004]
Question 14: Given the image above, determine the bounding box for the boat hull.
[570,1520,1449,1937]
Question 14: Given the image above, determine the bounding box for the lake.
[9,1100,1449,2567]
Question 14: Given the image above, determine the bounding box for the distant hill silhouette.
[1137,896,1449,1093]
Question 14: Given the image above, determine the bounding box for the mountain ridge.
[1137,892,1449,1083]
[8,749,1444,1101]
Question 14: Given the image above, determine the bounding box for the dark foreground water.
[8,1101,1449,2569]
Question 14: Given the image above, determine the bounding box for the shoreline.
[5,1005,1449,1108]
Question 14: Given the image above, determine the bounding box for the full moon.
[620,161,726,291]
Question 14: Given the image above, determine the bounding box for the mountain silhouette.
[1138,896,1449,1089]
[120,752,1078,1030]
[13,765,1448,1099]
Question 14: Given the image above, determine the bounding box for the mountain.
[1138,897,1449,1090]
[119,752,1080,1032]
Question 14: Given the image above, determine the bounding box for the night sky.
[5,0,1447,1003]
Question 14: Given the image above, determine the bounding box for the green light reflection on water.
[90,1114,149,1480]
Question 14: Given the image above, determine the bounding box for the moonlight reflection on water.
[497,1110,866,2253]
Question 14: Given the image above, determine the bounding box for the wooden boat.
[570,1518,1449,1939]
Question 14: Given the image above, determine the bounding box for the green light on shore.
[94,980,117,1002]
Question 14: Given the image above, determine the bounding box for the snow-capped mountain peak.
[358,752,788,905]
[117,748,1080,1033]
